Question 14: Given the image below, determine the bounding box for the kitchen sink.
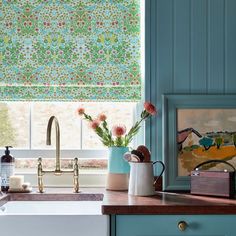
[0,200,103,215]
[0,199,109,236]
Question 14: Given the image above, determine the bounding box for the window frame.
[8,101,143,161]
[10,149,108,160]
[0,102,143,187]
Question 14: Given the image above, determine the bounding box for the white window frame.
[12,149,108,160]
[10,100,143,158]
[0,102,143,188]
[7,101,138,160]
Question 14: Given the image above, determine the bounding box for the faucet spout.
[46,116,61,172]
[37,116,79,193]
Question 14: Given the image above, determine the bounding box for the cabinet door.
[116,215,236,236]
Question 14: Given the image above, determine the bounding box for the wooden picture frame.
[162,94,236,191]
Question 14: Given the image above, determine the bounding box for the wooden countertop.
[1,188,236,215]
[102,190,236,215]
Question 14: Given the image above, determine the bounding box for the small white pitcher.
[128,161,165,196]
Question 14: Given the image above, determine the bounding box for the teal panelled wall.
[145,0,236,171]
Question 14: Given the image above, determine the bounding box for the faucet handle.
[37,157,44,193]
[73,157,79,176]
[74,157,78,164]
[38,157,43,173]
[73,157,79,193]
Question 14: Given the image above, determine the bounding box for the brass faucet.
[37,116,79,193]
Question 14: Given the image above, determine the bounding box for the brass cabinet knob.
[178,221,188,231]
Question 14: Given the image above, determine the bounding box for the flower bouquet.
[77,102,157,147]
[77,102,157,190]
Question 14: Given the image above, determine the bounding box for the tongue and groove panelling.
[145,0,236,166]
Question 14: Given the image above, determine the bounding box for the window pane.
[1,102,136,151]
[0,102,29,148]
[31,102,81,149]
[15,158,107,173]
[81,102,136,149]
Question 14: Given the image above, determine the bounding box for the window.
[0,102,136,149]
[0,0,144,187]
[0,102,139,186]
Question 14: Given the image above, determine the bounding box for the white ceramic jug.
[128,161,165,196]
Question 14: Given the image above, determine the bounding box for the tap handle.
[37,157,44,193]
[38,157,43,174]
[73,157,79,193]
[74,157,78,164]
[74,157,79,174]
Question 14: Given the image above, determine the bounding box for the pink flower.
[77,107,85,115]
[144,102,157,115]
[98,113,107,121]
[90,120,100,129]
[112,124,126,137]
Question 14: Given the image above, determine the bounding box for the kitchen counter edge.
[1,189,236,215]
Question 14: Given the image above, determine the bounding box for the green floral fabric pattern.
[0,0,141,101]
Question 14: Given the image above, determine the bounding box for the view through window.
[0,102,137,172]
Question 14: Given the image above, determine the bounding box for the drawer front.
[116,215,236,236]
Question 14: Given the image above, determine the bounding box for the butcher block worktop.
[102,190,236,214]
[1,188,236,215]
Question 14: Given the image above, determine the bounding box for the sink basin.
[0,200,109,236]
[0,201,103,215]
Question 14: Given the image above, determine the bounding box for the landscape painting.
[177,109,236,176]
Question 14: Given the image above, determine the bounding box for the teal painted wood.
[115,215,236,236]
[173,0,191,93]
[149,0,158,164]
[191,0,208,93]
[150,0,174,174]
[225,0,236,92]
[208,0,225,93]
[145,0,157,161]
[144,0,151,151]
[156,0,174,94]
[110,215,116,236]
[162,94,236,190]
[108,147,129,174]
[145,0,236,174]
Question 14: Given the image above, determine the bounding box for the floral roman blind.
[0,0,141,101]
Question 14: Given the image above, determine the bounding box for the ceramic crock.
[106,146,130,190]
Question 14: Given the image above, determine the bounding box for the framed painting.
[163,94,236,191]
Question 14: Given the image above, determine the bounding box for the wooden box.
[190,170,235,198]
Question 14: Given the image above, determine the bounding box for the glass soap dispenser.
[1,146,15,192]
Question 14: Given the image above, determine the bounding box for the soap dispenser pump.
[1,146,15,192]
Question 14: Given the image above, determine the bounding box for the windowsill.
[16,169,107,175]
